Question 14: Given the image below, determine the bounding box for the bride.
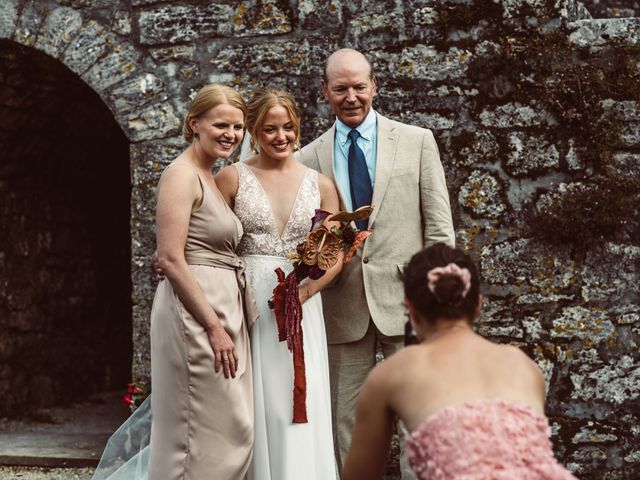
[216,87,341,479]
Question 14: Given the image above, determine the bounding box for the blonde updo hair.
[246,87,301,152]
[182,84,247,143]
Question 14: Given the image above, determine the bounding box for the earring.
[194,132,199,139]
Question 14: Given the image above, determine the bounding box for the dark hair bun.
[404,243,480,323]
[432,274,466,305]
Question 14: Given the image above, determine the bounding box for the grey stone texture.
[1,0,639,478]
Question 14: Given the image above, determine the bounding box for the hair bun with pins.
[427,263,471,305]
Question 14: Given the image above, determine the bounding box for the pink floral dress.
[406,399,578,480]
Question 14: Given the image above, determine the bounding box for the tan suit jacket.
[300,113,455,344]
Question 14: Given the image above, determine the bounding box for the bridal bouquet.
[270,206,373,423]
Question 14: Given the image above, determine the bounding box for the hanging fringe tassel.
[272,268,308,423]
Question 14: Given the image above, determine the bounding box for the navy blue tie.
[347,129,373,230]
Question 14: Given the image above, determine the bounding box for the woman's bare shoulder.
[159,159,199,187]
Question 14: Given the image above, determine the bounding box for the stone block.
[505,131,560,177]
[581,243,640,304]
[107,73,166,116]
[458,170,507,219]
[82,41,140,92]
[606,152,640,177]
[551,306,615,343]
[397,111,456,131]
[572,427,618,444]
[617,123,640,148]
[371,45,473,82]
[61,20,111,76]
[571,355,640,404]
[112,8,132,36]
[346,9,406,48]
[149,45,196,63]
[600,99,640,122]
[480,238,578,297]
[565,138,586,171]
[480,102,556,128]
[569,18,640,48]
[452,130,500,167]
[233,0,293,36]
[138,3,235,45]
[298,0,342,30]
[209,38,336,77]
[12,0,48,47]
[124,101,181,143]
[0,0,18,39]
[500,0,590,20]
[34,7,83,59]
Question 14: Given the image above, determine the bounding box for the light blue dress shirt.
[333,108,378,212]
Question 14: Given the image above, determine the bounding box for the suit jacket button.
[363,257,369,264]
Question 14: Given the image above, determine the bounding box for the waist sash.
[185,252,259,329]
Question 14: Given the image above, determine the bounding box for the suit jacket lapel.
[369,114,398,227]
[315,124,349,211]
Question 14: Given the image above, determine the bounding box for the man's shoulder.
[305,124,335,148]
[377,113,431,138]
[299,124,335,164]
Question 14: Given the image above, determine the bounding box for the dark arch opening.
[0,39,132,417]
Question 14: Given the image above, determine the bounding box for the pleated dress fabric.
[149,165,254,480]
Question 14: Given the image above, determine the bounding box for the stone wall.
[0,0,638,477]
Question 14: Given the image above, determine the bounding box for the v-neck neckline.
[242,163,309,239]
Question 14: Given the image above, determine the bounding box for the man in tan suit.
[299,49,455,478]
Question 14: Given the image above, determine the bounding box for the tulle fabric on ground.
[92,396,150,480]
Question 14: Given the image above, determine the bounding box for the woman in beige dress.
[93,84,257,480]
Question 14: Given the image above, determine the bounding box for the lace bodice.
[233,162,320,257]
[406,399,577,480]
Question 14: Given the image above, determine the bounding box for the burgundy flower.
[340,225,357,245]
[310,209,333,230]
[308,265,325,280]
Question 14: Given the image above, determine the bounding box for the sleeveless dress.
[233,162,338,480]
[406,399,578,480]
[93,164,256,480]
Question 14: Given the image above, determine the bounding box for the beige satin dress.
[149,165,257,480]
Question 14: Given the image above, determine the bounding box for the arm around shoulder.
[419,129,455,247]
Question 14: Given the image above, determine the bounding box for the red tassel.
[272,268,287,342]
[292,328,307,423]
[271,268,308,423]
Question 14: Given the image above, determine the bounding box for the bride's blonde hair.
[246,88,301,152]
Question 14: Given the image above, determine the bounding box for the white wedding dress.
[233,162,337,480]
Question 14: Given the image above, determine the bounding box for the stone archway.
[0,39,132,417]
[1,3,183,400]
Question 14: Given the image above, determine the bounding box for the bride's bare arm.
[156,164,238,378]
[299,174,343,303]
[214,164,240,208]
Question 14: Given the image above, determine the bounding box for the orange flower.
[344,230,372,263]
[302,229,342,271]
